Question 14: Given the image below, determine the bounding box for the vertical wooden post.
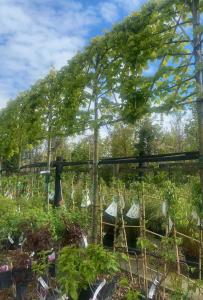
[141,183,147,293]
[192,0,203,280]
[99,184,103,245]
[46,133,52,209]
[199,226,202,279]
[54,156,63,207]
[174,225,181,275]
[163,221,168,299]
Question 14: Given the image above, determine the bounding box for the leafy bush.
[57,245,120,300]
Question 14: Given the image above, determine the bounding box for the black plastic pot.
[14,282,28,300]
[49,263,56,278]
[0,270,12,289]
[12,266,32,284]
[184,255,201,279]
[103,227,114,247]
[103,212,116,225]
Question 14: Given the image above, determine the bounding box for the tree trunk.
[193,0,203,207]
[92,94,99,244]
[192,0,203,279]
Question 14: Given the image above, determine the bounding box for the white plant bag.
[126,203,140,219]
[105,200,117,217]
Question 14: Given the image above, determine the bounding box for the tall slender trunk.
[92,93,99,244]
[0,159,2,194]
[193,0,203,207]
[192,0,203,279]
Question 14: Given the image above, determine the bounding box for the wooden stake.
[141,183,147,294]
[199,221,202,279]
[163,220,169,299]
[174,225,181,275]
[99,185,103,245]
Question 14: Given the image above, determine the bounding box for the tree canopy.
[0,0,202,165]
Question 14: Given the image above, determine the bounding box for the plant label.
[148,277,159,299]
[169,217,173,232]
[38,277,49,290]
[48,251,56,262]
[0,265,9,272]
[60,295,69,300]
[192,210,200,226]
[126,203,140,219]
[30,251,35,257]
[162,201,167,217]
[82,235,88,248]
[8,234,14,244]
[92,279,106,300]
[81,190,91,207]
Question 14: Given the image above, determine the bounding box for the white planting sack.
[126,203,140,219]
[81,189,91,207]
[105,200,118,217]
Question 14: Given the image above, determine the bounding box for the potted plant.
[0,259,12,289]
[57,244,120,300]
[11,250,32,300]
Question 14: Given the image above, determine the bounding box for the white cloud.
[0,0,99,108]
[0,0,148,108]
[100,2,120,23]
[115,0,146,11]
[99,0,146,24]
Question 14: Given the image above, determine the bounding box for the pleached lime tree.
[0,92,40,170]
[0,0,202,245]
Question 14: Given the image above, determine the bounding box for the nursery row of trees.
[0,0,202,244]
[0,0,202,170]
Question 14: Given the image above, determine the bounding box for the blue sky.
[0,0,147,108]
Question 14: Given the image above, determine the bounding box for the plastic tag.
[61,295,69,300]
[0,265,9,272]
[126,203,140,219]
[71,190,75,200]
[16,206,21,212]
[82,235,88,248]
[162,201,167,217]
[48,251,56,262]
[148,277,159,299]
[105,200,117,217]
[49,191,55,201]
[92,279,106,300]
[192,210,200,226]
[8,234,14,244]
[30,251,35,257]
[81,190,91,207]
[19,233,25,244]
[38,277,49,290]
[169,217,173,232]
